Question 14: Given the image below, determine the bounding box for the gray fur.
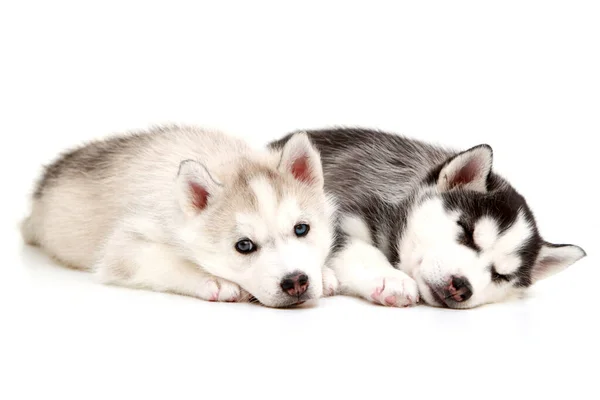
[270,127,586,308]
[272,128,451,206]
[33,127,164,198]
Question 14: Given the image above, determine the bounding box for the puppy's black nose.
[448,276,473,302]
[280,272,309,296]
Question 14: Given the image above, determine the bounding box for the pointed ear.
[531,242,586,282]
[437,144,493,192]
[278,132,323,187]
[176,160,222,216]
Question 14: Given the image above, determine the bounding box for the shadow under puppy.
[22,125,337,308]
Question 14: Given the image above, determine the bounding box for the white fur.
[494,212,534,257]
[473,217,498,250]
[280,128,586,309]
[22,127,333,308]
[340,215,372,245]
[329,239,419,307]
[225,193,327,306]
[250,176,279,223]
[321,266,339,296]
[394,196,586,308]
[399,197,526,308]
[95,234,245,302]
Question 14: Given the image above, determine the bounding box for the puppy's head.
[400,145,586,309]
[175,133,333,307]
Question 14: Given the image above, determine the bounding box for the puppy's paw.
[195,278,221,301]
[322,266,339,297]
[197,277,245,302]
[215,278,244,302]
[368,275,419,307]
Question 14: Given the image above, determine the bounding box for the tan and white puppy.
[22,125,337,307]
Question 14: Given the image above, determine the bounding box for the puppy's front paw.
[215,278,245,302]
[197,277,246,302]
[368,275,419,307]
[322,267,339,297]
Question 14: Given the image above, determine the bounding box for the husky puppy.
[270,128,586,309]
[22,125,337,308]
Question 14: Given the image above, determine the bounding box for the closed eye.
[491,266,512,283]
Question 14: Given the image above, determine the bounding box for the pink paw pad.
[370,279,386,302]
[370,287,383,302]
[209,292,219,302]
[385,295,397,306]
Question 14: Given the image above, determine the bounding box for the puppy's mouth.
[248,295,309,308]
[281,293,311,308]
[422,283,448,308]
[421,283,474,309]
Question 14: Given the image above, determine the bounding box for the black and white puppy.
[270,128,586,309]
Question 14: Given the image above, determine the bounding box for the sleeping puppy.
[270,128,585,309]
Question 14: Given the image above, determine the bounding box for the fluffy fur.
[270,128,586,309]
[22,125,337,307]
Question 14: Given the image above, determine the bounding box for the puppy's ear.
[531,242,586,282]
[278,132,324,187]
[437,144,493,192]
[176,160,222,216]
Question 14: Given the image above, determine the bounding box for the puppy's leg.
[322,266,339,297]
[94,231,248,302]
[329,239,419,307]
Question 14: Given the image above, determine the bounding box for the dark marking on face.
[490,265,512,283]
[442,187,542,288]
[457,220,480,252]
[514,235,542,287]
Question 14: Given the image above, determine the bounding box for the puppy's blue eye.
[294,223,310,237]
[235,239,256,254]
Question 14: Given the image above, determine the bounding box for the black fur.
[441,188,542,287]
[270,127,545,288]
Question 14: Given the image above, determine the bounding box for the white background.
[1,1,598,399]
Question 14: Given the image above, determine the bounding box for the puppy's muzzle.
[444,276,473,303]
[280,272,309,297]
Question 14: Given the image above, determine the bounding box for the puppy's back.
[22,125,253,269]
